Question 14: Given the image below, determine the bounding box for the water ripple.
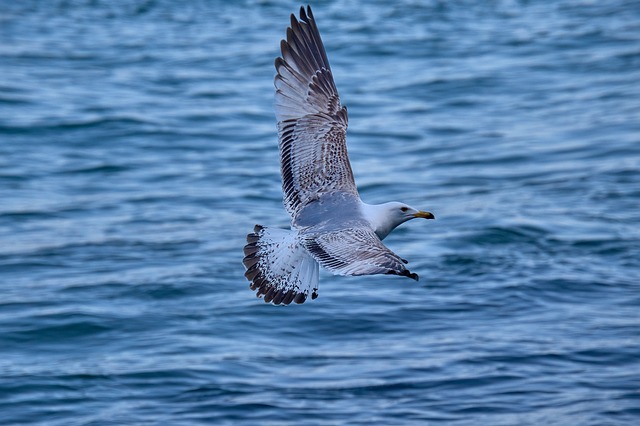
[1,1,639,425]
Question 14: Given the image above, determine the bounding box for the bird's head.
[367,201,435,240]
[388,202,435,224]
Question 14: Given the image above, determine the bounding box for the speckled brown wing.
[275,6,358,220]
[302,227,419,280]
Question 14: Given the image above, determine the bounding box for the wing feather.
[302,228,419,280]
[275,6,357,219]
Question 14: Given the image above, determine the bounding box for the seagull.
[243,6,435,305]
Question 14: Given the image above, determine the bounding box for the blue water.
[1,1,639,424]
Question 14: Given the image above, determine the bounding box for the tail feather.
[243,225,319,305]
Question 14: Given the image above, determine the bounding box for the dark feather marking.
[264,287,277,304]
[242,254,259,269]
[283,290,296,305]
[386,269,420,281]
[252,275,266,289]
[305,239,349,269]
[243,244,259,256]
[272,289,285,305]
[281,40,314,78]
[257,285,269,297]
[244,264,260,281]
[289,17,324,77]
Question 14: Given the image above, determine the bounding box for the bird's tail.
[243,225,319,305]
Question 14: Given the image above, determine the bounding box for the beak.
[413,211,435,220]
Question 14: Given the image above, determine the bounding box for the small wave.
[0,116,156,135]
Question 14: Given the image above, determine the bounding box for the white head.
[362,201,434,240]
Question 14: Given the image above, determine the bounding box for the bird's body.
[243,6,434,305]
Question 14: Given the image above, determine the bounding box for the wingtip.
[405,269,419,281]
[387,268,420,281]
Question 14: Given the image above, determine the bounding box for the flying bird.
[243,6,435,305]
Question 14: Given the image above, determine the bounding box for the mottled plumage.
[243,6,434,305]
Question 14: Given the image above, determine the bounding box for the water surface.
[1,1,639,424]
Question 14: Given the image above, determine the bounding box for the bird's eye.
[400,207,409,212]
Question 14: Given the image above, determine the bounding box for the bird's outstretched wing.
[302,227,419,280]
[275,6,358,220]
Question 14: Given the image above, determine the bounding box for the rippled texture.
[1,1,639,424]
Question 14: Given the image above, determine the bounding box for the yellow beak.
[413,211,435,219]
